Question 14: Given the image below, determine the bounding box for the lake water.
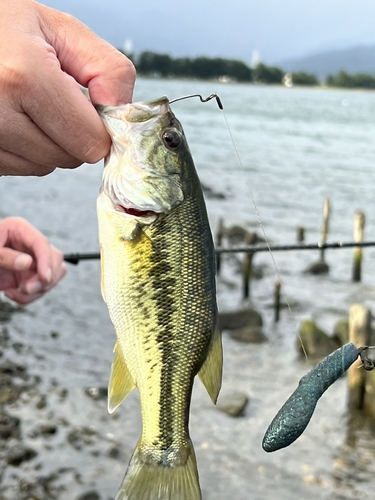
[1,78,375,499]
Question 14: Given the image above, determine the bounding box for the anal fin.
[198,323,223,404]
[108,342,136,414]
[100,247,107,303]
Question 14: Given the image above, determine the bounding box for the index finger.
[38,5,136,106]
[22,5,135,164]
[1,218,53,284]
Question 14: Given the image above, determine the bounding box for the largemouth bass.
[96,97,223,500]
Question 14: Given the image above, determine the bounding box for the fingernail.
[14,254,32,271]
[25,281,44,295]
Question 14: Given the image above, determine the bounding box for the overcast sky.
[40,0,375,65]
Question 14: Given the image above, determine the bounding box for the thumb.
[0,248,33,272]
[37,4,136,106]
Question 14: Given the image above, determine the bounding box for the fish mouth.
[115,204,158,218]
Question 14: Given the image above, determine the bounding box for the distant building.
[283,73,293,88]
[218,75,237,83]
[122,39,133,56]
[251,49,261,68]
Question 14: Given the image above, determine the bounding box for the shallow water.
[1,79,375,499]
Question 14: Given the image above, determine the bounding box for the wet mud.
[0,301,122,500]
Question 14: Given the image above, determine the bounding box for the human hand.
[0,217,67,304]
[0,0,136,176]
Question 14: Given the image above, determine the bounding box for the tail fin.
[115,439,201,500]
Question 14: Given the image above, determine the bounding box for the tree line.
[326,70,375,89]
[122,50,375,89]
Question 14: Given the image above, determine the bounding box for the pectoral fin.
[198,323,223,404]
[108,342,136,414]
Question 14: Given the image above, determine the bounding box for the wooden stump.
[215,218,224,274]
[320,197,331,262]
[242,231,256,299]
[348,304,371,410]
[352,211,365,282]
[274,279,281,323]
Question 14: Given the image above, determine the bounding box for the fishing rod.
[63,240,375,264]
[216,240,375,254]
[64,252,100,265]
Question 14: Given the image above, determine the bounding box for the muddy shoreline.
[0,300,125,500]
[0,299,255,500]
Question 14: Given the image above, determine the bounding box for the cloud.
[40,0,375,63]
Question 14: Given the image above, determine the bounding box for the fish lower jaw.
[115,204,159,218]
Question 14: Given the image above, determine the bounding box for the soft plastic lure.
[262,343,374,452]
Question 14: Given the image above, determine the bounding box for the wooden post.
[242,231,256,300]
[242,252,254,300]
[215,218,224,275]
[274,279,281,322]
[348,304,371,410]
[320,197,331,262]
[352,211,365,282]
[296,226,305,243]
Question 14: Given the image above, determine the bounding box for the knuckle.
[103,51,136,94]
[4,216,27,228]
[0,149,57,177]
[28,151,81,172]
[0,63,30,98]
[34,166,58,177]
[117,54,136,80]
[58,158,82,170]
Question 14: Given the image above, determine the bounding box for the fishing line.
[218,105,375,451]
[169,92,308,358]
[168,94,299,335]
[219,106,308,359]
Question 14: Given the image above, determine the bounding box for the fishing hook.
[359,346,375,371]
[169,93,223,110]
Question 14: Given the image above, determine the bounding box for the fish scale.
[96,97,222,499]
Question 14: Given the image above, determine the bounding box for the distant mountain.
[277,45,375,79]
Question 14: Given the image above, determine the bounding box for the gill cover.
[97,98,184,215]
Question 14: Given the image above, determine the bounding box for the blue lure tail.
[262,343,374,453]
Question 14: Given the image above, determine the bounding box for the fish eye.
[162,129,181,149]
